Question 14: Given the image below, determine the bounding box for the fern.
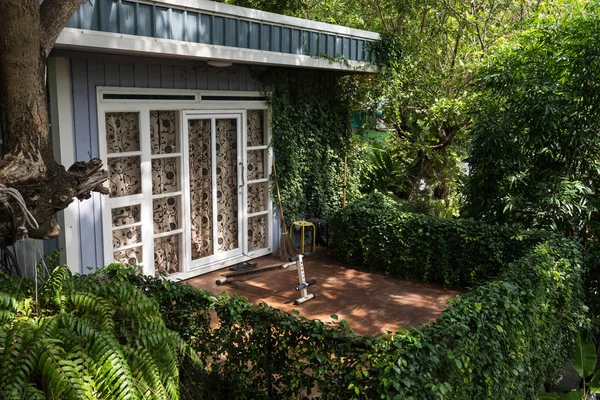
[0,264,202,399]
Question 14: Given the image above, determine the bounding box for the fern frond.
[69,292,115,332]
[36,336,95,399]
[41,266,72,310]
[0,320,38,398]
[125,345,169,399]
[68,315,141,399]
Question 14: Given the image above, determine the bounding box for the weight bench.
[215,254,317,305]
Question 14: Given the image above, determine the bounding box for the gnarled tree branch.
[40,0,87,57]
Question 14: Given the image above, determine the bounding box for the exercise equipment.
[215,255,316,305]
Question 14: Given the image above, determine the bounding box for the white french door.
[183,111,244,271]
[99,92,272,277]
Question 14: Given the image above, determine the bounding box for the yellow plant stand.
[289,221,316,255]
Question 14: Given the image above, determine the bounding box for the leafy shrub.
[0,265,201,399]
[105,201,584,399]
[331,192,556,288]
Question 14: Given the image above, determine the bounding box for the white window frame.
[97,87,273,279]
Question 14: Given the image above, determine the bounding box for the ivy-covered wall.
[261,69,366,222]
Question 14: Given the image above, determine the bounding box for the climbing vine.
[260,69,367,222]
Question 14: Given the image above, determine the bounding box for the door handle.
[239,162,245,187]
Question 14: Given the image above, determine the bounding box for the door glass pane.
[107,156,141,197]
[106,112,140,153]
[248,215,268,252]
[113,226,142,249]
[114,246,142,265]
[152,158,179,194]
[215,118,238,252]
[150,110,178,154]
[247,150,267,181]
[248,182,268,213]
[153,197,180,233]
[154,234,181,275]
[247,110,265,146]
[111,205,140,227]
[188,119,213,260]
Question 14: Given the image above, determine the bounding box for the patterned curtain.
[215,119,238,252]
[246,110,267,251]
[188,119,214,260]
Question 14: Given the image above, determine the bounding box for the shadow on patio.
[185,247,462,336]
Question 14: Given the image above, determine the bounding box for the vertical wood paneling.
[213,16,225,46]
[155,6,169,39]
[148,63,161,88]
[185,12,198,42]
[196,64,208,89]
[225,18,237,47]
[249,22,260,50]
[104,61,120,86]
[238,20,249,48]
[217,69,229,90]
[120,1,136,35]
[186,66,197,90]
[119,62,135,87]
[237,65,247,91]
[174,66,187,89]
[161,65,174,88]
[271,26,281,53]
[171,9,185,40]
[72,0,376,61]
[261,24,270,51]
[228,68,239,91]
[134,62,149,87]
[282,28,291,53]
[199,14,211,43]
[137,3,152,36]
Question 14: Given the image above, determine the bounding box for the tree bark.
[0,0,107,247]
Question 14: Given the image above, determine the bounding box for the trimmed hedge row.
[106,193,584,399]
[331,193,558,288]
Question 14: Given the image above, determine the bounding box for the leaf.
[558,391,580,400]
[537,393,559,400]
[589,368,600,389]
[572,333,596,379]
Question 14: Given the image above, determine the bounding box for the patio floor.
[185,247,461,336]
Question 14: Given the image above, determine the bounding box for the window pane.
[111,205,140,227]
[114,246,142,265]
[248,182,268,213]
[248,215,267,252]
[215,118,238,252]
[247,110,265,146]
[108,156,141,197]
[150,110,178,154]
[154,234,181,275]
[247,149,267,181]
[152,157,180,194]
[188,119,213,260]
[153,196,180,233]
[112,226,142,249]
[106,112,140,153]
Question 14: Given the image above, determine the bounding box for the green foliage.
[263,70,363,221]
[464,1,600,237]
[331,192,549,287]
[103,197,584,399]
[539,331,600,398]
[0,265,201,399]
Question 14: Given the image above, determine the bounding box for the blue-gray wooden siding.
[57,51,274,273]
[66,0,373,62]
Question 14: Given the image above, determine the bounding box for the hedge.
[103,193,584,399]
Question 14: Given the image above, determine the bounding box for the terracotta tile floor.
[185,248,461,336]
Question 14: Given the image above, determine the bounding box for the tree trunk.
[0,0,107,247]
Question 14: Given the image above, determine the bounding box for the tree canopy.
[464,0,600,237]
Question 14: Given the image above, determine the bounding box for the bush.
[0,265,201,399]
[106,199,584,399]
[331,192,556,288]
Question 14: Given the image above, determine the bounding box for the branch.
[39,0,87,58]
